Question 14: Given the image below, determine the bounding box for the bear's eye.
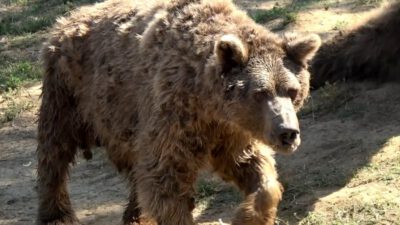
[253,90,271,102]
[288,88,299,101]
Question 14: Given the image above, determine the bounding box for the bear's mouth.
[263,130,301,154]
[270,137,301,155]
[278,141,300,154]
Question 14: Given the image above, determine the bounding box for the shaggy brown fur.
[37,0,320,224]
[311,2,400,88]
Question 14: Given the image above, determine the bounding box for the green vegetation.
[0,61,41,92]
[0,0,99,35]
[0,0,101,125]
[251,6,297,25]
[0,0,100,91]
[249,0,328,29]
[0,94,34,124]
[0,0,101,89]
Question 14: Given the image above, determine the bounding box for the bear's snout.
[269,122,301,154]
[277,125,299,147]
[264,96,301,153]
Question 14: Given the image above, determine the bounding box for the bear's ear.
[215,34,248,72]
[284,33,321,65]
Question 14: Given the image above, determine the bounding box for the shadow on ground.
[274,82,400,223]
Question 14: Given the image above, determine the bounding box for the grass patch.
[0,0,102,92]
[249,0,328,28]
[0,4,69,35]
[0,92,34,125]
[0,61,42,93]
[251,6,297,25]
[0,0,100,35]
[6,32,45,49]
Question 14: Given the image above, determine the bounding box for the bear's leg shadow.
[211,147,282,225]
[105,144,142,225]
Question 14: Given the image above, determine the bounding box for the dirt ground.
[1,0,399,225]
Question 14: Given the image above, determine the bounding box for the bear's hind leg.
[123,182,141,225]
[37,141,79,225]
[105,144,141,225]
[36,69,82,224]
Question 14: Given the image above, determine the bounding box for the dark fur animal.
[311,2,400,88]
[37,0,320,224]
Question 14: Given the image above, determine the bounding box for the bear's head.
[212,33,320,154]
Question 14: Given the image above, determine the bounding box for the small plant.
[249,0,334,27]
[7,33,44,49]
[251,6,290,23]
[250,6,298,27]
[0,62,42,93]
[0,96,33,125]
[0,0,99,35]
[0,6,69,35]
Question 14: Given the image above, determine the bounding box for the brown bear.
[37,0,320,224]
[311,2,400,88]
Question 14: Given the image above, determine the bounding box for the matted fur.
[311,2,400,88]
[37,0,320,224]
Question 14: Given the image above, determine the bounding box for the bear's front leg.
[232,178,282,225]
[211,146,282,225]
[135,144,198,225]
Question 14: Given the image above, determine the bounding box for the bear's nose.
[278,126,300,146]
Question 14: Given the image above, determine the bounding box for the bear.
[310,2,400,88]
[36,0,321,224]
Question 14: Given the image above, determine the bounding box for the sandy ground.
[1,0,399,225]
